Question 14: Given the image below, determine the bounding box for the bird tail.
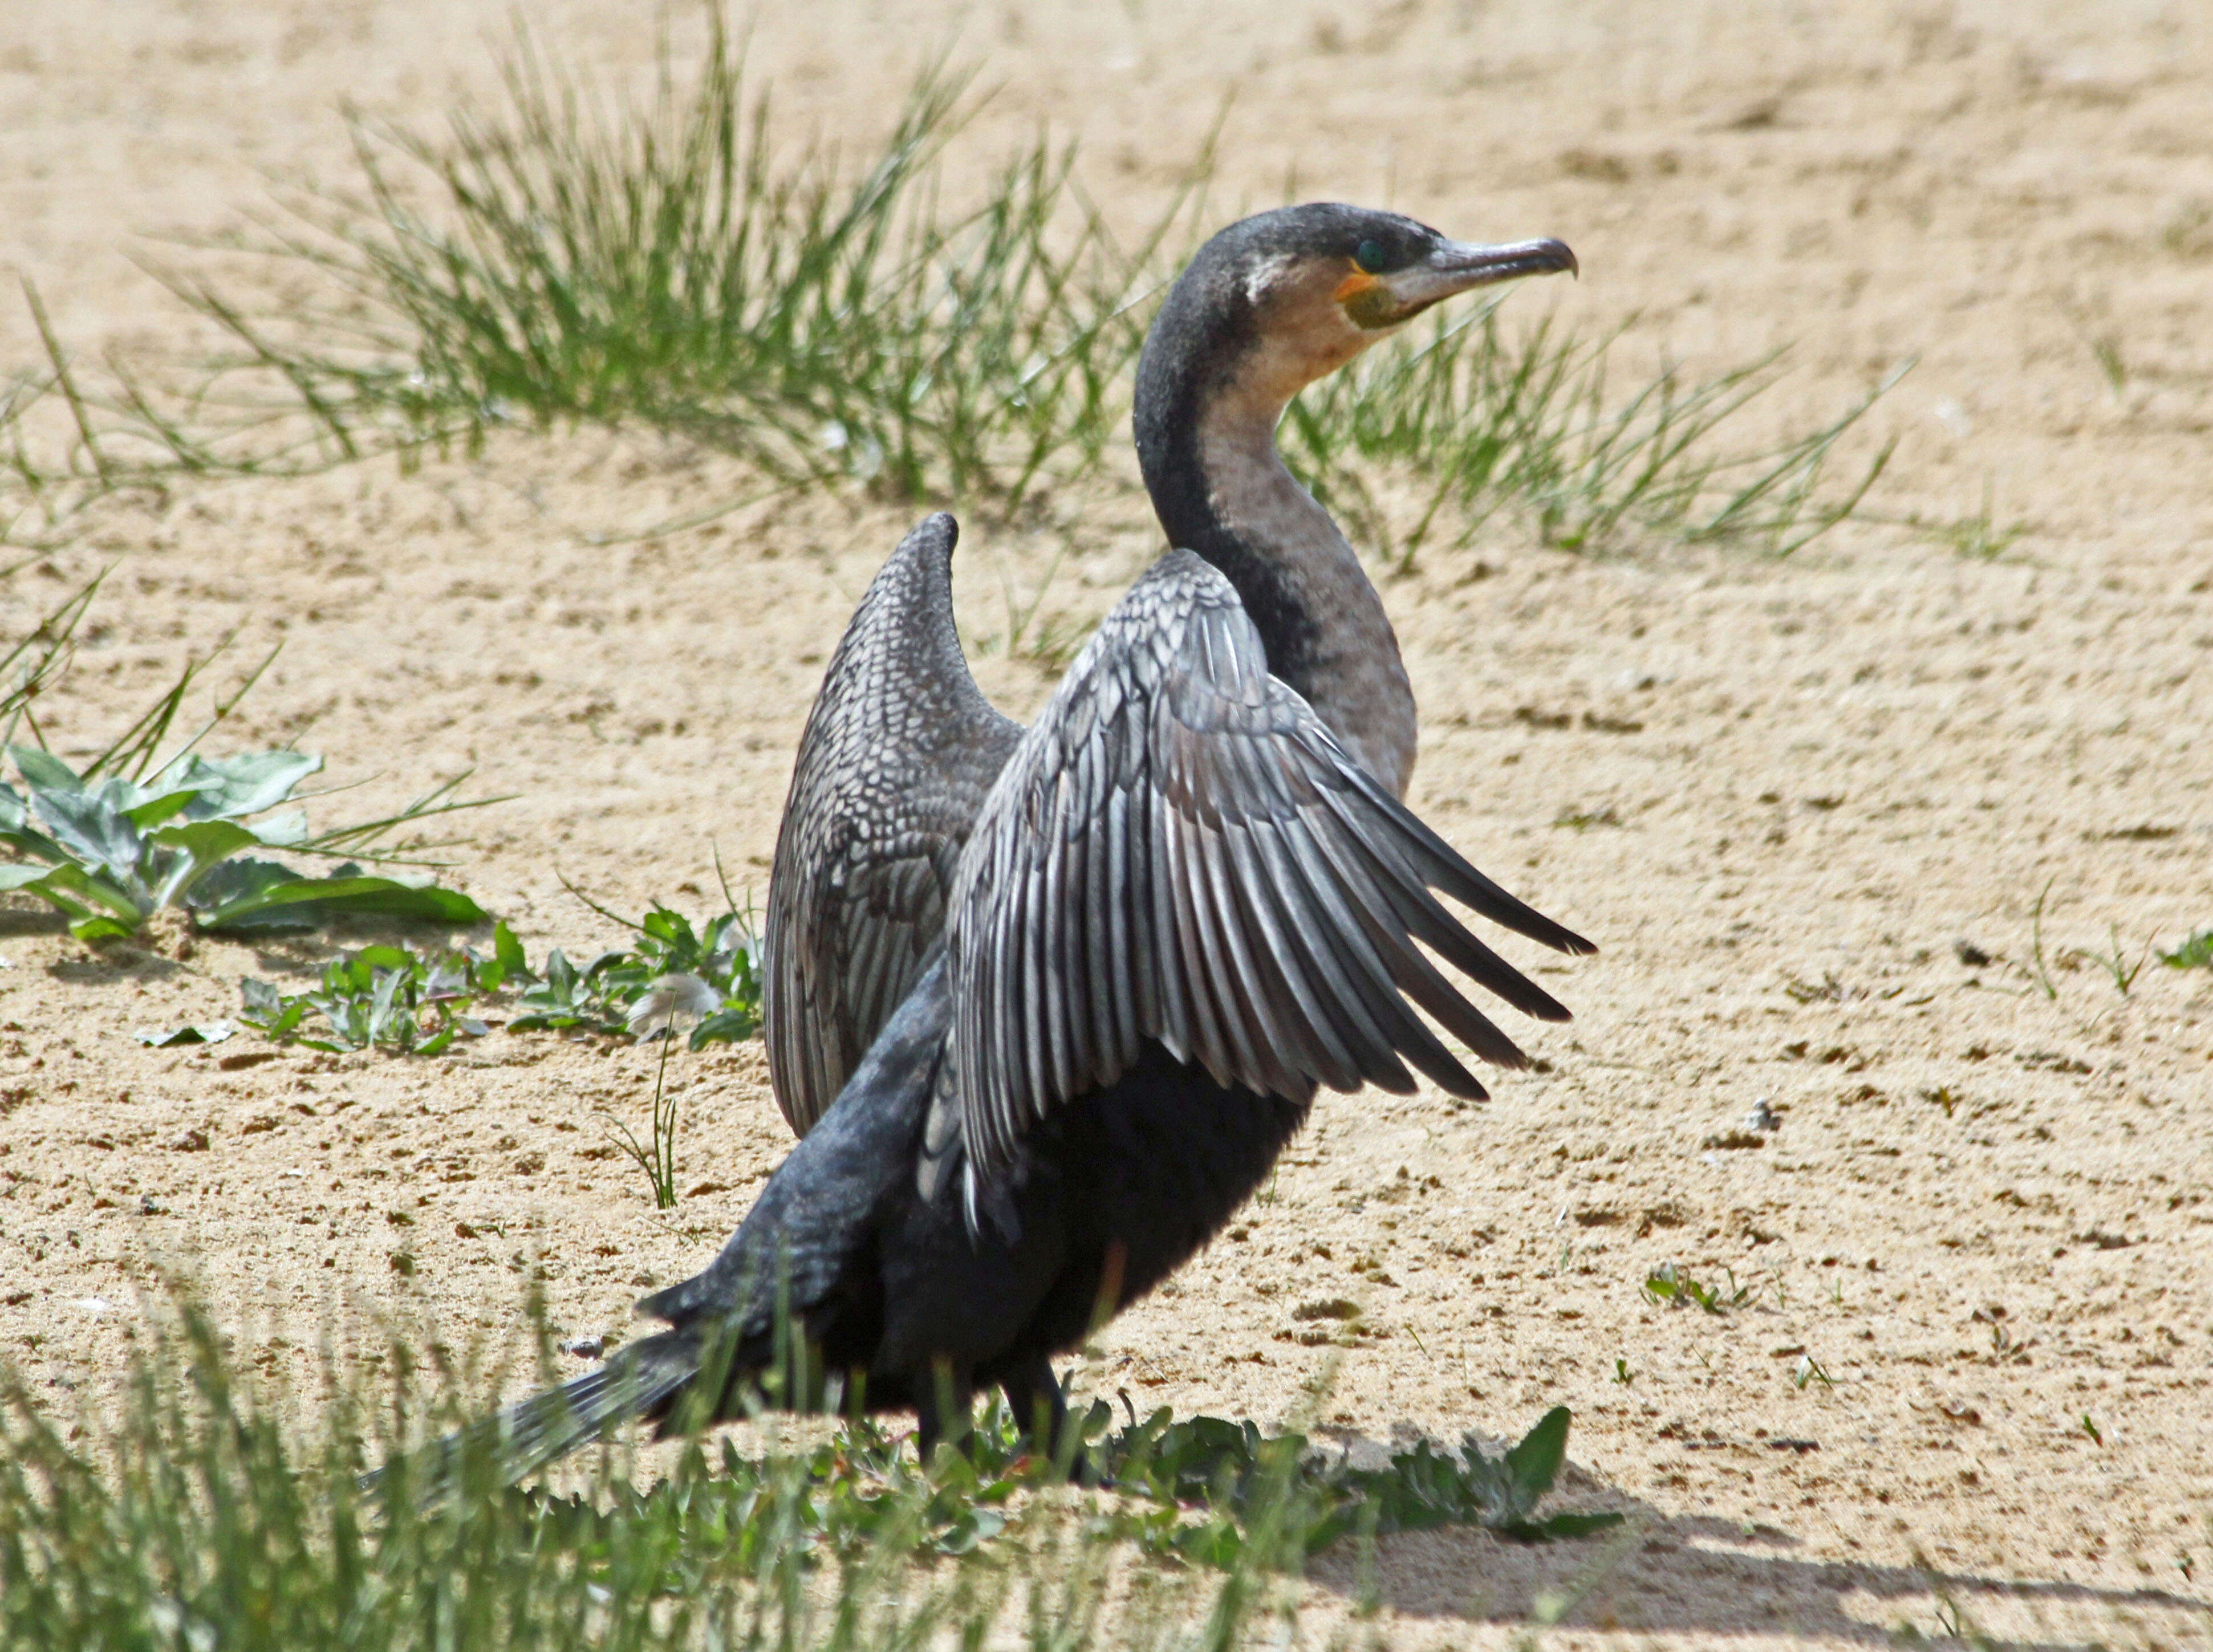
[365,1328,703,1503]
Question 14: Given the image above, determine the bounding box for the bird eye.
[1352,239,1390,275]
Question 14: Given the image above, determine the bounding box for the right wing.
[764,514,1024,1137]
[945,549,1594,1190]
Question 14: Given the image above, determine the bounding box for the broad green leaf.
[124,791,198,831]
[153,751,322,820]
[148,820,261,865]
[0,825,71,865]
[31,787,144,884]
[0,863,53,892]
[1501,1406,1573,1519]
[10,744,82,793]
[200,874,486,930]
[70,915,136,942]
[0,782,24,830]
[247,808,309,846]
[184,857,304,912]
[134,1022,235,1047]
[28,860,145,923]
[493,919,527,979]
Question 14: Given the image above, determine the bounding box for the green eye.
[1352,239,1389,275]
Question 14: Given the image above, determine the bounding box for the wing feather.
[945,550,1594,1188]
[764,514,1023,1136]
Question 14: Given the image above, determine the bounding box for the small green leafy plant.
[0,572,492,940]
[1643,1262,1753,1315]
[241,908,762,1061]
[1096,1402,1622,1563]
[0,744,487,942]
[2160,929,2213,971]
[512,898,761,1049]
[240,929,525,1055]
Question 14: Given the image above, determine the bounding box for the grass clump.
[2,9,1898,567]
[156,17,1188,512]
[0,1289,1620,1652]
[1283,305,1902,566]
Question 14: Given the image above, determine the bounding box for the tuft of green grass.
[0,1288,1619,1652]
[153,18,1196,512]
[1911,478,2025,560]
[2076,925,2151,996]
[1280,304,1902,567]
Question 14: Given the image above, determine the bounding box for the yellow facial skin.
[1333,270,1404,331]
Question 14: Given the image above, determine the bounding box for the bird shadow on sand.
[1299,1454,2206,1649]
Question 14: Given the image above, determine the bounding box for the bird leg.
[997,1354,1069,1452]
[998,1354,1108,1485]
[913,1357,974,1468]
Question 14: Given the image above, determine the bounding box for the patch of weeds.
[1279,303,1902,567]
[512,885,761,1048]
[240,930,521,1054]
[239,899,764,1068]
[2159,929,2213,971]
[152,18,1201,511]
[1552,805,1621,831]
[1097,1401,1622,1563]
[0,1296,1151,1652]
[1643,1262,1753,1315]
[596,975,725,1210]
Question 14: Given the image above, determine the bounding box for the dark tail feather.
[364,1328,702,1503]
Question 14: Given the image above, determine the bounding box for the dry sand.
[2,2,2211,1645]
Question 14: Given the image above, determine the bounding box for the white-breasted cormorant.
[444,205,1589,1480]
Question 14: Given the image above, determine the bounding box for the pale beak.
[1380,237,1578,311]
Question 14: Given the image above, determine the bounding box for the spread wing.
[946,548,1593,1187]
[764,514,1024,1137]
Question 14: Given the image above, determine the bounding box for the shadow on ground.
[1302,1450,2206,1649]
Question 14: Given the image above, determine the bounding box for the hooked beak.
[1380,237,1578,313]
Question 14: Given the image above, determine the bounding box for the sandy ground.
[3,1,2212,1645]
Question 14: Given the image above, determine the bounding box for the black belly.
[842,1040,1313,1405]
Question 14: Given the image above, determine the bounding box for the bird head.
[1140,203,1577,429]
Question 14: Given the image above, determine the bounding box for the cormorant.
[444,205,1589,1481]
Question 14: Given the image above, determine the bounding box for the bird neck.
[1134,335,1418,798]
